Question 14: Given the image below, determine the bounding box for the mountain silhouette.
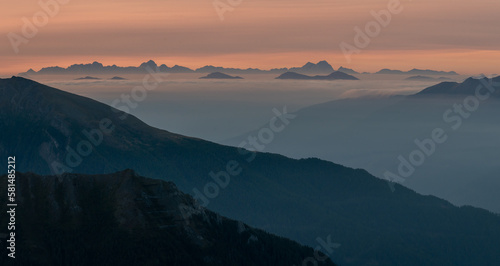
[276,71,359,80]
[18,60,195,75]
[19,60,337,76]
[376,68,459,75]
[18,60,459,78]
[414,76,500,97]
[74,76,101,80]
[405,75,435,81]
[199,72,243,79]
[195,65,286,74]
[0,170,334,265]
[289,60,334,74]
[337,66,359,74]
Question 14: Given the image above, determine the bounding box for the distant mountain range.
[288,60,334,74]
[199,72,243,79]
[414,76,500,97]
[18,60,459,76]
[195,65,287,74]
[74,76,127,80]
[337,66,359,74]
[75,76,101,80]
[376,68,459,75]
[20,60,196,75]
[276,71,359,80]
[0,170,333,265]
[2,77,500,265]
[19,60,335,76]
[405,76,454,81]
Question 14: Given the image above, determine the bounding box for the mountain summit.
[289,60,335,74]
[199,72,243,79]
[276,71,359,80]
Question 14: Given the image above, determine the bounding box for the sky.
[1,0,500,75]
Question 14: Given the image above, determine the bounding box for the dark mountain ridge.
[337,66,359,74]
[288,60,335,74]
[199,72,243,79]
[414,76,500,97]
[18,60,337,76]
[276,71,359,80]
[19,60,195,75]
[376,68,459,75]
[74,76,100,80]
[0,170,333,266]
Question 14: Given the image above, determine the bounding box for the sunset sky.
[1,0,499,75]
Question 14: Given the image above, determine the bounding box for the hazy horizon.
[0,59,486,78]
[2,0,500,75]
[2,1,500,264]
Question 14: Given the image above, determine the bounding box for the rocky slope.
[0,170,334,266]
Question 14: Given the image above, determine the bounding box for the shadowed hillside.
[0,170,334,266]
[1,77,500,265]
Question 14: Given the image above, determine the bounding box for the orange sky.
[1,0,499,75]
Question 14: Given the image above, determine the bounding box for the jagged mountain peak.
[139,59,158,68]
